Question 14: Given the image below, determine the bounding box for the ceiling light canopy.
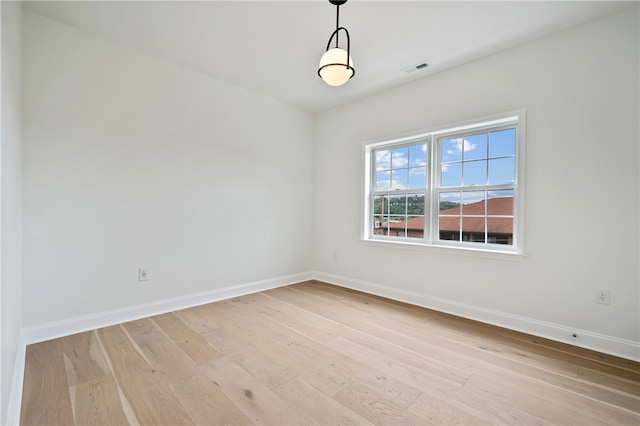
[318,0,354,87]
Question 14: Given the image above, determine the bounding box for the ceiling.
[23,1,631,113]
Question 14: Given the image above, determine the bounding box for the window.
[364,112,524,254]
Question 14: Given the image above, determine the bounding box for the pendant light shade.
[318,0,355,87]
[318,48,354,86]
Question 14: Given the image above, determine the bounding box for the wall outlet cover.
[138,268,150,281]
[595,287,610,305]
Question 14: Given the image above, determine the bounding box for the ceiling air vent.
[403,62,430,74]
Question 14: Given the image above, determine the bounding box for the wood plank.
[333,381,425,425]
[203,326,297,389]
[463,372,639,425]
[171,302,234,334]
[20,339,74,426]
[151,312,222,365]
[201,356,317,425]
[123,318,252,425]
[273,376,374,425]
[408,377,550,425]
[97,324,195,425]
[470,368,640,425]
[578,366,640,396]
[61,331,111,387]
[72,376,129,425]
[220,295,424,405]
[253,291,472,387]
[407,391,511,426]
[201,300,352,397]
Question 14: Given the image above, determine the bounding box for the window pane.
[376,193,426,240]
[487,190,513,215]
[441,162,462,187]
[462,217,485,243]
[439,192,460,241]
[489,128,516,158]
[391,169,408,190]
[408,167,427,189]
[389,194,406,215]
[463,133,487,161]
[389,217,405,237]
[389,214,425,239]
[376,149,391,171]
[441,138,462,162]
[405,216,424,239]
[488,157,515,185]
[462,191,485,215]
[463,160,487,186]
[390,215,405,226]
[438,216,460,241]
[439,191,461,212]
[375,171,391,191]
[487,218,513,245]
[373,194,386,215]
[391,147,409,169]
[439,216,460,241]
[409,143,427,167]
[407,194,425,216]
[373,215,386,235]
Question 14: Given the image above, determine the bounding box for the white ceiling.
[24,1,632,112]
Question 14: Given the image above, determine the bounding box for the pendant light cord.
[335,4,340,48]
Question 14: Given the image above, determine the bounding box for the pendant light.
[318,0,355,86]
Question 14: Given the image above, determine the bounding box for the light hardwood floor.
[20,281,640,425]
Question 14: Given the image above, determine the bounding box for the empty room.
[1,0,639,425]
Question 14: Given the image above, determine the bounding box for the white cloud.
[376,150,390,171]
[447,138,477,154]
[409,167,426,176]
[375,178,406,191]
[392,181,407,190]
[391,151,408,168]
[412,158,427,167]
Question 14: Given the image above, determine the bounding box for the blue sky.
[441,128,515,188]
[375,128,516,204]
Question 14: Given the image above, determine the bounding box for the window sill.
[360,238,527,261]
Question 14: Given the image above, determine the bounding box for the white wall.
[22,11,314,327]
[314,7,639,357]
[1,1,22,424]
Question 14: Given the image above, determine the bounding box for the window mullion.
[428,135,437,244]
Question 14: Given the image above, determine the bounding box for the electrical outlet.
[138,268,149,281]
[332,251,338,261]
[595,288,610,305]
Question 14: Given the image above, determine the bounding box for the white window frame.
[362,110,526,257]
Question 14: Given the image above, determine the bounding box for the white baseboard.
[312,271,640,362]
[22,271,313,345]
[5,333,25,426]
